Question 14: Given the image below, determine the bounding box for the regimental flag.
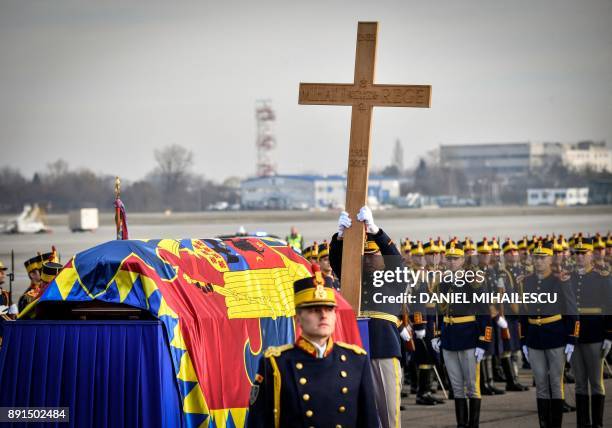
[114,198,129,240]
[37,237,362,428]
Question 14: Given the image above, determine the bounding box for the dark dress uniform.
[330,228,404,428]
[410,261,443,405]
[247,271,378,428]
[439,241,492,428]
[247,337,378,428]
[519,242,579,428]
[497,259,529,391]
[569,238,611,428]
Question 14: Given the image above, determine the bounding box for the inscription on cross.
[298,22,431,312]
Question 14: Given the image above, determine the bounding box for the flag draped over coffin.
[37,237,362,428]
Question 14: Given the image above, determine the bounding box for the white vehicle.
[68,208,99,232]
[2,204,50,234]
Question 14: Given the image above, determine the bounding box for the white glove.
[8,304,18,315]
[415,329,426,340]
[337,211,352,238]
[602,339,612,358]
[475,347,486,363]
[399,327,411,342]
[522,345,530,363]
[431,337,441,353]
[496,277,505,289]
[0,305,7,315]
[564,343,574,363]
[496,316,508,329]
[356,206,379,234]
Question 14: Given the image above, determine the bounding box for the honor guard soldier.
[518,237,534,275]
[330,206,404,428]
[552,238,569,277]
[432,239,492,428]
[19,254,44,312]
[592,233,608,271]
[475,238,505,396]
[423,239,440,270]
[498,239,529,391]
[410,241,444,406]
[302,243,318,265]
[606,233,612,265]
[19,260,63,319]
[463,238,477,269]
[569,236,611,428]
[246,266,378,428]
[519,239,579,428]
[400,238,413,267]
[0,261,9,308]
[316,241,340,290]
[437,238,447,269]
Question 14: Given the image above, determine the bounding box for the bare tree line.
[0,145,240,214]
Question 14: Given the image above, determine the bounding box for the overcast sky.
[1,0,611,182]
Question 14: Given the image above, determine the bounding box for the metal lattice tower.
[255,100,277,177]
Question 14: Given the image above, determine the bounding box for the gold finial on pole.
[114,176,121,200]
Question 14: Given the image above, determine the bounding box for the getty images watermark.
[370,266,559,306]
[357,256,596,316]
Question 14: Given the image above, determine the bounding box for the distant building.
[587,178,612,205]
[439,141,610,181]
[527,188,589,206]
[240,175,400,210]
[439,142,533,180]
[562,141,612,172]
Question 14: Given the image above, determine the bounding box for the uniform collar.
[576,265,592,275]
[295,336,334,358]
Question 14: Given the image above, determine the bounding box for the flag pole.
[114,177,122,240]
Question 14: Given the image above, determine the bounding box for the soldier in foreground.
[246,268,378,428]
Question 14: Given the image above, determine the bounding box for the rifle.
[8,249,14,306]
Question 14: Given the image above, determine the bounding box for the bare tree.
[153,144,194,193]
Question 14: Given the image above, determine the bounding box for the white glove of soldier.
[496,316,508,329]
[337,211,352,238]
[415,329,426,340]
[602,339,612,358]
[522,345,530,363]
[8,304,18,315]
[474,347,486,363]
[431,337,441,353]
[399,327,411,342]
[356,206,379,234]
[564,343,574,363]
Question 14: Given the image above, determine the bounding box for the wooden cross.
[298,22,431,312]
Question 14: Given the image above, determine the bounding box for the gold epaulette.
[336,341,367,355]
[264,344,294,358]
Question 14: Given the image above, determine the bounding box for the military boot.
[454,398,469,428]
[575,394,591,428]
[416,368,437,405]
[591,394,604,428]
[537,398,551,428]
[468,398,481,428]
[484,358,505,395]
[550,399,564,428]
[501,357,528,391]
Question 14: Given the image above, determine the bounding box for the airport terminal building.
[240,174,400,210]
